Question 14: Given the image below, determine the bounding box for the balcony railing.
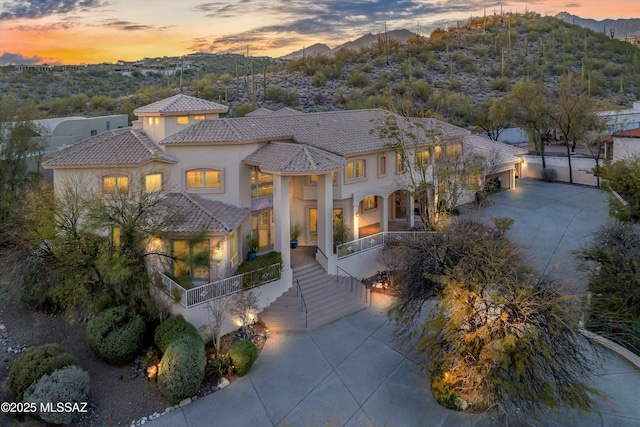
[336,231,427,259]
[158,262,282,308]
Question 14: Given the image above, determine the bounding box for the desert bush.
[8,344,77,402]
[491,76,512,92]
[154,314,199,353]
[541,167,558,182]
[86,306,146,365]
[229,340,258,376]
[205,354,231,383]
[312,71,326,87]
[24,365,90,425]
[157,334,206,402]
[346,70,369,88]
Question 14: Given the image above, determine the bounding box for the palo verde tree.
[386,219,600,424]
[373,109,484,229]
[508,78,552,168]
[0,96,47,242]
[549,74,599,184]
[473,97,512,141]
[5,170,189,316]
[598,155,640,223]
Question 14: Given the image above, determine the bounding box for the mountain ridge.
[555,12,640,40]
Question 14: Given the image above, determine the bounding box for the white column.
[408,194,415,228]
[510,169,515,189]
[317,173,334,255]
[381,196,389,232]
[273,175,291,270]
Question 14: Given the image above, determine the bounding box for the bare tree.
[202,297,230,354]
[230,289,259,339]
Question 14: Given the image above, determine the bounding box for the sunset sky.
[1,0,638,65]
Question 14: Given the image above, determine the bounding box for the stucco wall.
[613,136,640,162]
[521,155,598,186]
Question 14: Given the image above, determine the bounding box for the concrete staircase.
[259,262,370,332]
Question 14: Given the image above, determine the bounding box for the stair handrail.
[295,279,308,329]
[315,245,329,261]
[336,266,369,304]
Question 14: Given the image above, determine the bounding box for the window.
[177,116,189,125]
[145,173,162,193]
[112,227,121,246]
[446,143,462,158]
[415,149,430,168]
[229,230,238,268]
[187,169,221,190]
[106,120,110,131]
[173,240,209,280]
[346,160,365,180]
[378,155,386,176]
[103,176,129,194]
[362,195,378,210]
[194,115,205,121]
[309,172,337,183]
[148,117,153,125]
[90,130,97,136]
[250,167,273,198]
[154,117,159,125]
[396,153,405,173]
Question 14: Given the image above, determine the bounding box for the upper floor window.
[106,121,110,131]
[194,115,206,121]
[396,153,405,173]
[90,130,97,136]
[103,176,129,194]
[446,143,462,158]
[309,172,337,184]
[346,159,365,180]
[147,117,159,125]
[148,117,153,125]
[415,149,430,168]
[112,226,121,246]
[145,173,162,193]
[187,169,221,190]
[177,116,189,125]
[250,167,273,198]
[378,155,387,176]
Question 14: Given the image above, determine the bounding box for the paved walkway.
[149,179,640,427]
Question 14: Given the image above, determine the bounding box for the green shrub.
[154,314,199,353]
[86,306,146,365]
[491,76,511,92]
[24,365,90,425]
[8,344,77,402]
[157,334,206,402]
[541,168,558,182]
[229,340,258,376]
[346,70,369,88]
[312,71,326,87]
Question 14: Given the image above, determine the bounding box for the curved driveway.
[149,179,640,427]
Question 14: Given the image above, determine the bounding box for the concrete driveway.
[147,179,640,427]
[465,178,611,293]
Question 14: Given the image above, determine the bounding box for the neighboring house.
[598,101,640,134]
[42,94,523,287]
[32,115,128,179]
[612,127,640,161]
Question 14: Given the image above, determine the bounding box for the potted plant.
[290,224,301,249]
[245,233,259,260]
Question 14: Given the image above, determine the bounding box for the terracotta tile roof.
[164,192,249,233]
[41,128,179,168]
[134,94,228,116]
[161,109,470,156]
[244,141,346,174]
[613,127,640,138]
[464,135,526,166]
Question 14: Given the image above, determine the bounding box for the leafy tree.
[387,219,600,424]
[549,75,598,183]
[577,223,640,355]
[473,98,511,141]
[508,79,552,168]
[599,155,640,223]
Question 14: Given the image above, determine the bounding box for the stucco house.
[41,94,524,330]
[611,127,640,161]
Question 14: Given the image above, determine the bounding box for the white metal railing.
[158,262,282,308]
[336,231,427,259]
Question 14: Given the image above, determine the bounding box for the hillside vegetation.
[1,12,638,126]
